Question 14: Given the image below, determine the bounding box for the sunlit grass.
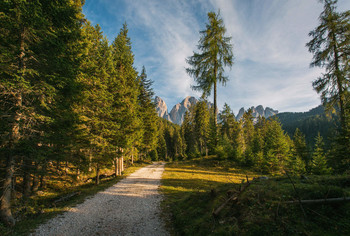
[161,156,350,235]
[160,156,258,235]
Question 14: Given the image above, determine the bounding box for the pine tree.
[306,0,350,136]
[76,22,114,183]
[264,119,291,172]
[194,100,210,156]
[137,66,158,157]
[0,0,84,225]
[111,23,141,159]
[186,11,234,144]
[311,133,332,175]
[293,128,309,166]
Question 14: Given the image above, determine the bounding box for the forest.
[1,0,350,232]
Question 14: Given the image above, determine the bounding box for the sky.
[83,0,350,114]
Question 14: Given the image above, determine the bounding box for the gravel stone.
[31,162,169,236]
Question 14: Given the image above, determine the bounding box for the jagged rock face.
[236,105,278,122]
[265,107,278,117]
[169,96,198,125]
[236,107,245,120]
[154,96,171,122]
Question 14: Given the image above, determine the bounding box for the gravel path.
[32,162,169,236]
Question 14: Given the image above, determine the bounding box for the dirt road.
[32,162,169,236]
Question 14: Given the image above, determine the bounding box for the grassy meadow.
[161,156,350,235]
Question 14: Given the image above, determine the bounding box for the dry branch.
[213,177,251,217]
[285,197,350,204]
[52,191,81,206]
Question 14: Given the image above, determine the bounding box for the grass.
[161,156,350,235]
[0,161,149,236]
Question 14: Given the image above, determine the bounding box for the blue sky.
[83,0,350,114]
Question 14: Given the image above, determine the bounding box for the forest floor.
[30,162,169,236]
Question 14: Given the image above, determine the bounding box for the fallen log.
[213,176,251,217]
[52,191,81,207]
[285,197,350,204]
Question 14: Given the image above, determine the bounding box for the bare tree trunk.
[114,157,118,176]
[32,174,39,194]
[131,147,134,164]
[0,155,16,226]
[22,159,32,198]
[39,163,47,189]
[213,80,218,146]
[95,164,100,185]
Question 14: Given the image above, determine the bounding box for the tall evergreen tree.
[293,128,309,166]
[194,100,210,155]
[186,11,233,144]
[0,0,84,225]
[311,133,332,175]
[111,23,141,158]
[306,0,350,135]
[137,66,158,157]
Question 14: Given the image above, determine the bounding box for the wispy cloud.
[83,0,350,113]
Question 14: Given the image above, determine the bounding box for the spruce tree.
[194,100,210,156]
[111,23,141,159]
[137,66,158,157]
[293,128,309,166]
[306,0,350,138]
[186,11,233,144]
[311,133,332,175]
[0,0,84,225]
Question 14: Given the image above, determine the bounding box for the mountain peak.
[154,96,171,122]
[236,105,278,121]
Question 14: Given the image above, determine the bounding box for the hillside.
[273,105,336,146]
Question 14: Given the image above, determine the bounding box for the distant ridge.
[154,96,198,125]
[273,105,333,146]
[236,106,278,121]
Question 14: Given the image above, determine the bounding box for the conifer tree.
[311,133,332,175]
[194,100,210,156]
[293,128,309,167]
[111,23,141,159]
[137,66,158,157]
[0,0,84,225]
[186,11,233,143]
[77,22,114,182]
[306,0,350,136]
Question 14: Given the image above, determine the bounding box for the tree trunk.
[22,159,32,198]
[32,174,39,194]
[0,155,16,226]
[95,164,100,185]
[131,146,134,164]
[332,36,346,133]
[213,80,218,146]
[114,157,118,176]
[39,163,47,189]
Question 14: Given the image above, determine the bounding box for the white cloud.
[83,0,350,113]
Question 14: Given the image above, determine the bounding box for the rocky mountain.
[236,105,278,121]
[154,96,172,122]
[154,96,198,124]
[169,96,198,125]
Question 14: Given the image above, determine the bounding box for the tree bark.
[22,159,32,198]
[95,164,100,185]
[0,155,16,226]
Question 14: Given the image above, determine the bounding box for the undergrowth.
[161,156,350,235]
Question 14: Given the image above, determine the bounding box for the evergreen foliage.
[186,11,233,140]
[311,133,332,175]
